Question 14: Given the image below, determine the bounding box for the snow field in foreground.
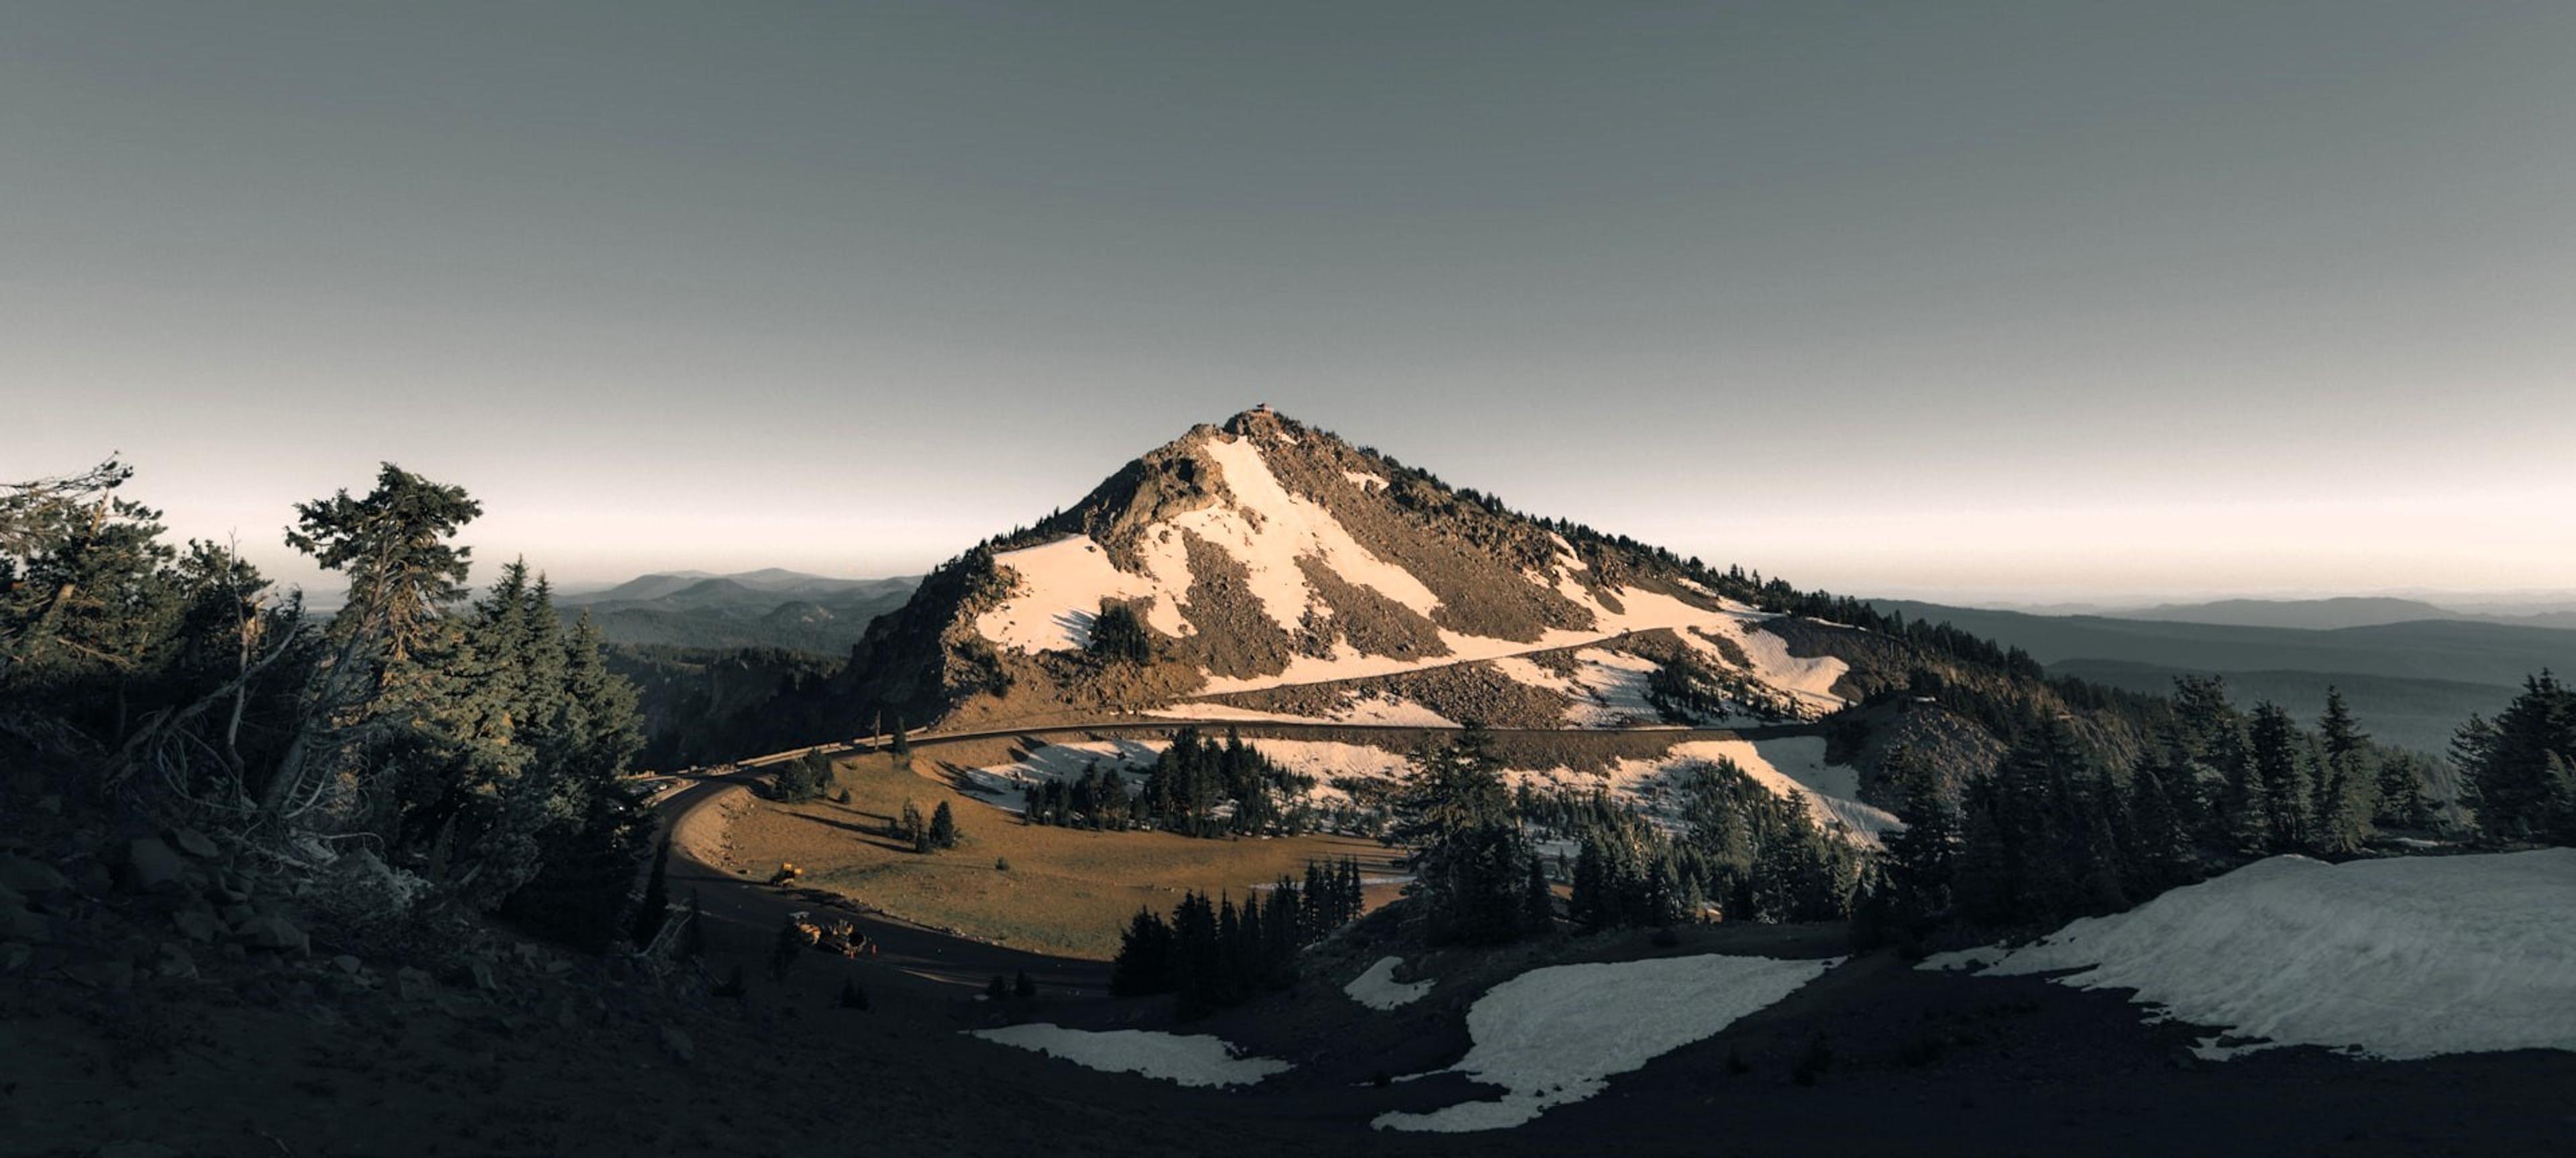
[1924,849,2576,1060]
[1375,953,1837,1132]
[968,1025,1291,1088]
[1345,956,1434,1010]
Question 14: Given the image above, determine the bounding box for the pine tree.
[1299,860,1328,939]
[1110,908,1177,996]
[1878,744,1959,933]
[1570,835,1609,931]
[2310,689,2374,854]
[2247,702,2312,853]
[1521,851,1554,932]
[285,463,480,668]
[1391,729,1533,943]
[2374,750,2432,829]
[2461,673,2576,843]
[930,800,961,849]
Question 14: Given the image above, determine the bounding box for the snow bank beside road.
[969,1025,1291,1088]
[1376,954,1835,1132]
[1934,849,2576,1060]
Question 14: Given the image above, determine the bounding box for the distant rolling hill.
[1868,600,2575,755]
[2112,596,2576,631]
[559,570,918,653]
[2047,660,2508,760]
[1864,601,2575,687]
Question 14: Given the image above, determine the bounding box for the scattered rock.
[125,837,186,892]
[332,953,363,975]
[172,908,221,943]
[1,942,31,972]
[0,853,69,894]
[62,958,136,992]
[168,827,221,859]
[394,966,437,1001]
[156,943,198,980]
[235,912,309,954]
[660,1024,695,1064]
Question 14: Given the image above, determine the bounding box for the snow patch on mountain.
[1681,615,1849,713]
[1375,954,1837,1131]
[963,739,1166,810]
[1930,849,2576,1060]
[1488,655,1580,696]
[1511,736,1898,846]
[1241,739,1411,782]
[1148,694,1456,727]
[1564,648,1665,727]
[1346,956,1435,1010]
[1157,435,1441,630]
[974,536,1191,653]
[974,432,1438,653]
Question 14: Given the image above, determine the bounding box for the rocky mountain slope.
[735,410,2144,803]
[837,409,1858,727]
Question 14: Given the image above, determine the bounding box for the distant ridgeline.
[557,570,917,654]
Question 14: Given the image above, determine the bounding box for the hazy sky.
[7,1,2572,601]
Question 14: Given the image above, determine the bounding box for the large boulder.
[233,912,309,954]
[167,827,221,860]
[171,908,222,943]
[124,837,186,892]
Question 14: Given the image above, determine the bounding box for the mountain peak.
[833,411,1890,733]
[1220,404,1294,439]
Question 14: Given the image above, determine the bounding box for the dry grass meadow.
[722,750,1407,958]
